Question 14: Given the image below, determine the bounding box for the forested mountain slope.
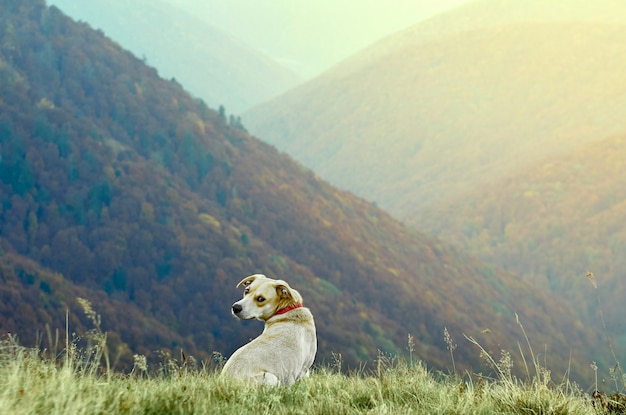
[420,134,626,346]
[47,0,300,113]
[0,0,606,381]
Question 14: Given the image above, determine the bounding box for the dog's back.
[222,307,316,385]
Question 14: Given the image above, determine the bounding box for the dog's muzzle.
[232,303,243,315]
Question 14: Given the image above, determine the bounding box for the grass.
[1,298,625,414]
[0,336,599,415]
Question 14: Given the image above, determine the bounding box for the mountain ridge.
[47,0,301,113]
[244,20,626,217]
[324,0,626,80]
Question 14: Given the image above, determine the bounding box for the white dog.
[221,274,317,386]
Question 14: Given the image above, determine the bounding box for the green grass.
[1,334,619,415]
[1,298,624,414]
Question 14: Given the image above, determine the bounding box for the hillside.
[47,0,301,113]
[244,6,626,221]
[331,0,626,78]
[419,134,626,345]
[0,0,607,381]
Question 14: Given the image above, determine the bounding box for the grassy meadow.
[1,299,625,414]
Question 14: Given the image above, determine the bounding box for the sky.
[161,0,471,78]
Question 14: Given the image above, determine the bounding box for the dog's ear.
[236,273,267,288]
[275,281,303,303]
[276,284,292,299]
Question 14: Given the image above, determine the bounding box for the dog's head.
[231,274,303,321]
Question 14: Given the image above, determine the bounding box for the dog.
[221,274,317,386]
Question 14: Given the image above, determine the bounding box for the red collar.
[275,303,303,315]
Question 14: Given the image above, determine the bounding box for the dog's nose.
[232,303,243,314]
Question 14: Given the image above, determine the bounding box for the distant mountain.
[0,0,606,381]
[160,0,470,78]
[334,0,626,77]
[244,3,626,221]
[419,133,626,343]
[47,0,301,113]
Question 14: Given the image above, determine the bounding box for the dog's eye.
[257,296,265,303]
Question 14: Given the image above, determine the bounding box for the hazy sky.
[161,0,471,78]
